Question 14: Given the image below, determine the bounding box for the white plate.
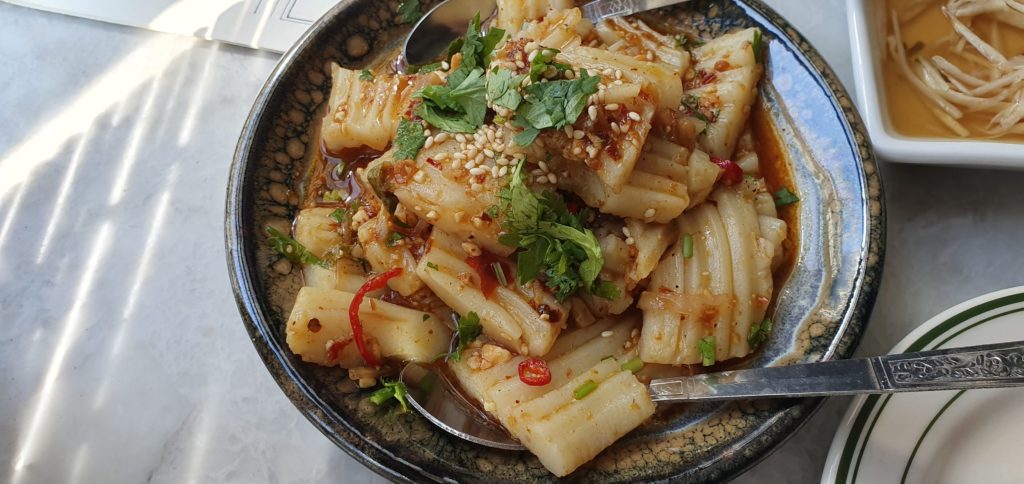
[822,287,1024,484]
[846,0,1024,169]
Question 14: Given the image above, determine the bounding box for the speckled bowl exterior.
[225,1,885,482]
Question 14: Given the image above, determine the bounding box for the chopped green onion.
[773,187,799,207]
[698,336,716,367]
[422,314,431,322]
[492,262,508,286]
[329,207,349,225]
[752,29,764,63]
[620,357,644,374]
[334,161,346,176]
[573,379,598,400]
[323,190,344,202]
[386,231,406,247]
[369,380,409,412]
[749,317,773,348]
[426,261,439,270]
[682,233,694,258]
[359,69,374,81]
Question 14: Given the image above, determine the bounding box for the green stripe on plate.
[899,390,966,484]
[833,291,1024,483]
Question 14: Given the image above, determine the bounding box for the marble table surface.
[2,1,1022,483]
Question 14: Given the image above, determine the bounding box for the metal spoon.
[401,0,696,68]
[401,340,1024,450]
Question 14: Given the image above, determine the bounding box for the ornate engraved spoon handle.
[647,341,1024,402]
[581,0,694,22]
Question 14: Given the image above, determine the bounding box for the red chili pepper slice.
[518,358,552,386]
[349,267,403,367]
[711,157,743,185]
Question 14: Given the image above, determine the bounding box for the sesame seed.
[435,152,449,161]
[469,167,487,176]
[451,160,460,169]
[453,152,466,160]
[531,168,544,176]
[563,126,573,137]
[536,175,548,184]
[426,210,439,220]
[615,69,623,79]
[496,157,509,166]
[564,69,575,79]
[527,50,538,62]
[484,148,495,158]
[625,237,635,245]
[613,79,623,85]
[435,132,448,143]
[464,160,476,170]
[423,128,432,137]
[605,103,620,110]
[611,122,621,133]
[539,160,549,172]
[572,146,583,155]
[586,146,598,158]
[547,173,557,184]
[525,41,538,53]
[644,208,656,219]
[515,60,526,69]
[423,136,434,149]
[493,143,505,151]
[573,129,585,139]
[413,170,425,183]
[628,111,641,121]
[622,226,632,237]
[474,153,485,164]
[498,165,508,176]
[588,105,598,121]
[441,61,450,70]
[456,134,466,143]
[601,330,613,337]
[602,68,614,76]
[491,166,499,177]
[467,147,478,158]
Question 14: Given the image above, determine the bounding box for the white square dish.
[846,0,1024,169]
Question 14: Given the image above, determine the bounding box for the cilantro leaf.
[513,70,600,145]
[265,226,329,269]
[592,280,621,300]
[397,0,422,24]
[450,311,483,361]
[415,66,487,133]
[369,380,410,412]
[487,67,525,110]
[459,13,504,70]
[359,69,374,81]
[394,118,426,161]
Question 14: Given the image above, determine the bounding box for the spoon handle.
[581,0,693,22]
[648,341,1024,402]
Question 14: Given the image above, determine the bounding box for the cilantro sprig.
[495,160,612,301]
[512,70,600,146]
[487,67,525,111]
[528,47,571,82]
[265,226,329,269]
[449,311,483,361]
[414,14,505,134]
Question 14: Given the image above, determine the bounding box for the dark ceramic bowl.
[226,1,885,481]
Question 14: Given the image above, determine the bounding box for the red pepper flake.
[349,267,403,367]
[698,69,718,85]
[711,157,743,185]
[426,157,441,169]
[518,358,552,386]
